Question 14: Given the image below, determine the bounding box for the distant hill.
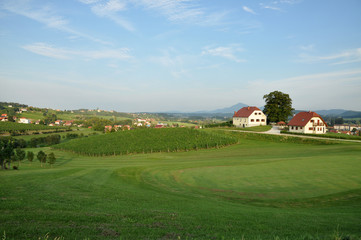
[314,109,349,116]
[196,102,249,113]
[340,110,361,118]
[295,109,361,118]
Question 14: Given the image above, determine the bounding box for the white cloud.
[22,42,132,60]
[202,45,245,63]
[242,6,257,15]
[22,43,71,59]
[299,44,314,51]
[232,69,361,110]
[78,0,135,31]
[78,0,101,4]
[132,0,228,26]
[259,4,282,11]
[260,0,302,11]
[1,0,110,45]
[299,48,361,65]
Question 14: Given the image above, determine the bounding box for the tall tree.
[15,148,26,167]
[0,138,15,169]
[48,152,56,167]
[37,151,47,167]
[27,151,34,165]
[263,91,294,123]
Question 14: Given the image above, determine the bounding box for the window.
[309,127,313,130]
[296,127,298,130]
[291,126,294,130]
[300,127,303,130]
[251,119,254,122]
[311,120,314,123]
[256,119,260,122]
[261,119,265,122]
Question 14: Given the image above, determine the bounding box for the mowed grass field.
[1,131,361,239]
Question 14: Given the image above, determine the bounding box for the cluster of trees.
[42,112,58,125]
[0,137,56,169]
[28,135,61,147]
[34,150,56,168]
[80,117,132,131]
[204,121,233,128]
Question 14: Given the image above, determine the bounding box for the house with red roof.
[0,114,8,122]
[19,117,31,124]
[233,106,267,128]
[288,111,327,134]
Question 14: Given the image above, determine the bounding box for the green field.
[1,131,361,239]
[54,128,238,156]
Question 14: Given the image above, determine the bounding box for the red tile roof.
[288,111,327,127]
[233,106,261,118]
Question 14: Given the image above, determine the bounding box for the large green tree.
[263,91,294,123]
[37,151,47,167]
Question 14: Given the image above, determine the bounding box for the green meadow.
[1,131,361,239]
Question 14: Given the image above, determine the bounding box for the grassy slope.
[1,133,361,239]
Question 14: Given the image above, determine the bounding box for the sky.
[1,0,361,112]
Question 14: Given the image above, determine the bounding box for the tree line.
[0,137,56,170]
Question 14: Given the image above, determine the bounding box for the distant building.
[0,114,8,122]
[19,118,31,124]
[288,111,327,134]
[233,106,267,128]
[104,125,113,132]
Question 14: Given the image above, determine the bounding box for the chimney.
[247,107,250,110]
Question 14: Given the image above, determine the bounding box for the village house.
[288,111,327,134]
[55,120,63,125]
[0,114,8,122]
[19,117,31,124]
[104,125,113,132]
[334,124,361,131]
[233,106,267,128]
[64,121,73,127]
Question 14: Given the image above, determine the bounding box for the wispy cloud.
[299,44,314,51]
[148,49,192,79]
[259,3,282,11]
[242,6,257,15]
[84,0,135,32]
[260,0,302,11]
[202,45,245,63]
[232,69,361,110]
[1,0,110,45]
[299,48,361,65]
[22,42,132,60]
[132,0,228,26]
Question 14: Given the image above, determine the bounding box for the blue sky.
[1,0,361,112]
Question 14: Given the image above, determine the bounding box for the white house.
[19,118,31,124]
[288,111,327,134]
[233,106,267,128]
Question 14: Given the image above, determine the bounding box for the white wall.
[233,111,267,127]
[289,117,326,134]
